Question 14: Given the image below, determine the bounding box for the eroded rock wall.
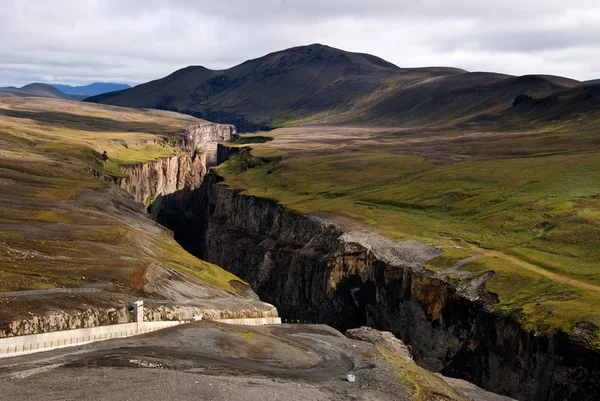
[151,171,600,401]
[182,123,236,167]
[117,122,235,206]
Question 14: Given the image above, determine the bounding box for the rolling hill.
[0,83,84,101]
[86,44,581,130]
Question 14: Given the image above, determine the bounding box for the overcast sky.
[1,0,599,87]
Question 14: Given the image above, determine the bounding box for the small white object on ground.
[347,374,356,383]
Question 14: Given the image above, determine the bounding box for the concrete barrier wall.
[214,317,282,326]
[0,320,185,358]
[0,306,282,358]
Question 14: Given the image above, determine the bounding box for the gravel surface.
[0,322,514,401]
[0,322,413,401]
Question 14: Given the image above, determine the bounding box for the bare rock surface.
[340,231,442,269]
[0,322,479,401]
[346,326,413,360]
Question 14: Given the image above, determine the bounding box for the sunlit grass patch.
[378,347,469,401]
[77,227,127,244]
[0,231,24,240]
[236,331,255,340]
[27,211,71,223]
[24,187,79,200]
[106,143,177,166]
[161,238,247,294]
[424,247,472,272]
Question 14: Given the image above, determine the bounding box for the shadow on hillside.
[0,108,179,134]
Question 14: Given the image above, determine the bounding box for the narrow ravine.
[112,125,600,401]
[144,168,600,401]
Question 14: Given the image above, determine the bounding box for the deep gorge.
[125,128,600,401]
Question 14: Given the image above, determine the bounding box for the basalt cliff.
[148,170,600,401]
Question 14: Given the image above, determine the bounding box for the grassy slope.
[216,123,600,347]
[0,97,244,296]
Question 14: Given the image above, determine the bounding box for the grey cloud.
[0,0,599,87]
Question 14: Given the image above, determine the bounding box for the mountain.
[52,82,131,96]
[354,73,581,126]
[491,81,600,128]
[86,44,581,130]
[0,83,84,100]
[85,44,467,130]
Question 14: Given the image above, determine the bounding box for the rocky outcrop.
[347,327,518,401]
[181,123,236,167]
[346,326,413,360]
[151,171,600,401]
[116,122,235,205]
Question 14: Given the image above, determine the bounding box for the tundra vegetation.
[217,121,600,348]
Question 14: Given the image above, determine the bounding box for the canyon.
[2,89,598,400]
[112,133,599,401]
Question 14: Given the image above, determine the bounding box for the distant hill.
[489,81,600,128]
[0,83,84,100]
[86,44,581,130]
[52,82,131,96]
[353,73,581,126]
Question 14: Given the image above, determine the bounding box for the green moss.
[0,231,24,240]
[24,187,79,200]
[107,143,177,166]
[167,261,237,294]
[101,160,128,178]
[27,211,71,223]
[77,227,127,244]
[378,347,469,401]
[236,331,255,340]
[424,247,472,272]
[161,239,247,294]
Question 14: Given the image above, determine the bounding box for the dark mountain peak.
[253,44,401,74]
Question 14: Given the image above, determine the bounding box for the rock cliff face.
[118,153,206,206]
[181,123,236,166]
[116,122,235,205]
[151,172,600,401]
